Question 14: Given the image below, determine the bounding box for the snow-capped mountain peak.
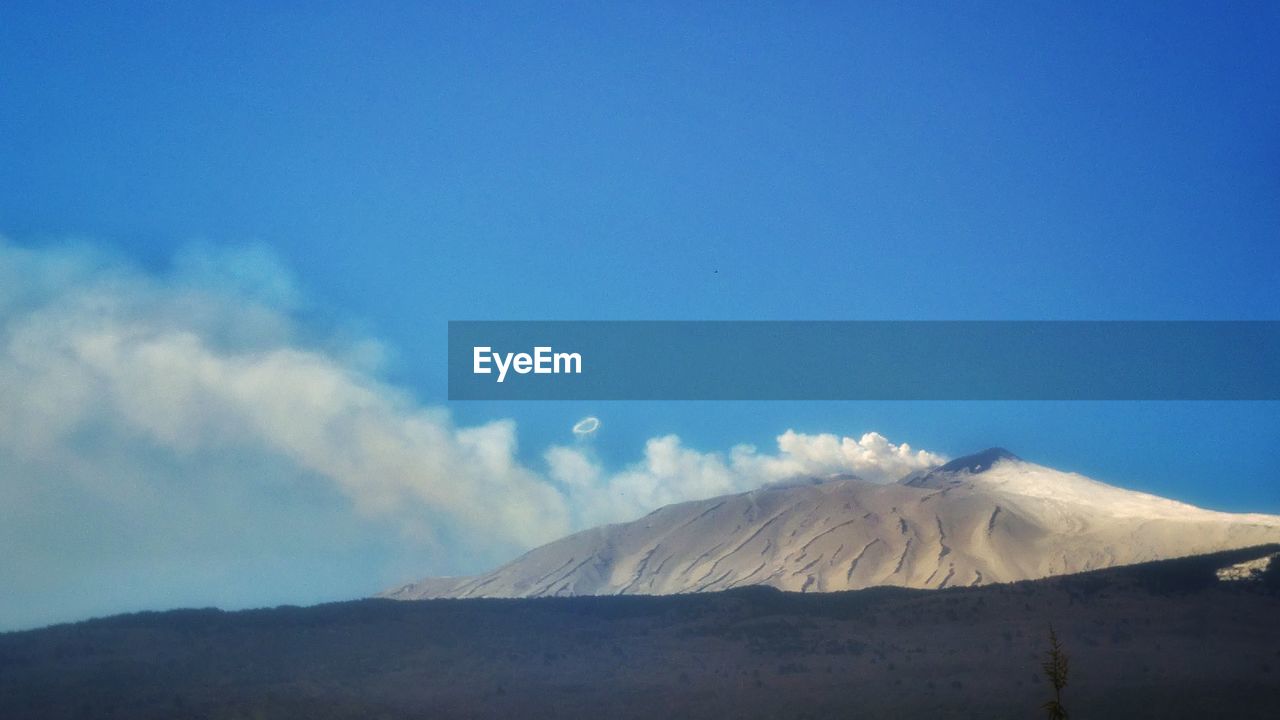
[935,447,1020,474]
[383,449,1280,601]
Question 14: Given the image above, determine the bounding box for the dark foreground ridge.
[3,546,1278,720]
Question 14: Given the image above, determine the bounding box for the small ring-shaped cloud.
[572,416,600,436]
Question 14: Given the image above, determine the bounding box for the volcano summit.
[384,449,1280,600]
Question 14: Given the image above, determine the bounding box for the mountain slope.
[7,547,1280,720]
[384,451,1280,599]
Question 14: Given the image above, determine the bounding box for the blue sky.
[1,2,1278,629]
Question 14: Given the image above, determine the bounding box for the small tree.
[1041,624,1069,719]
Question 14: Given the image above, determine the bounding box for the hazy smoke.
[0,238,946,627]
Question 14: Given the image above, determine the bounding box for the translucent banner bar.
[448,321,1280,400]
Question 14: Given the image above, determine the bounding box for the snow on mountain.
[382,450,1280,600]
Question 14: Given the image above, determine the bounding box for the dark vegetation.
[1041,625,1069,720]
[2,545,1278,719]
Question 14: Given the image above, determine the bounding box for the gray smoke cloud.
[0,238,944,629]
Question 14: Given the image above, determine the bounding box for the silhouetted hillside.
[2,546,1279,719]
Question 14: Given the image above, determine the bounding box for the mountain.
[384,450,1280,600]
[6,546,1280,720]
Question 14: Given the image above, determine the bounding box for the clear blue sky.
[1,2,1278,628]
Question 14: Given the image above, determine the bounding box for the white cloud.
[738,430,945,486]
[544,430,945,528]
[571,416,600,437]
[0,237,946,628]
[0,241,570,555]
